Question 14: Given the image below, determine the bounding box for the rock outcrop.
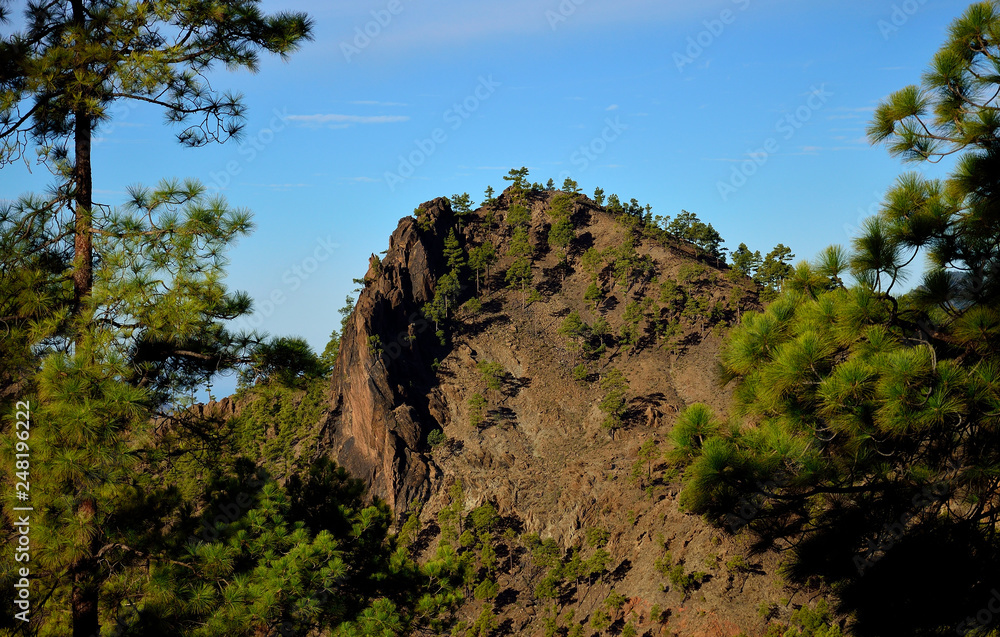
[317,197,455,510]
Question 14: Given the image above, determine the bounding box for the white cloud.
[286,114,410,126]
[606,104,619,111]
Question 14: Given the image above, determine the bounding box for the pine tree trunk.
[70,3,99,634]
[71,0,93,314]
[73,105,93,314]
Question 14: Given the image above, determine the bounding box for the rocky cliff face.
[316,197,456,511]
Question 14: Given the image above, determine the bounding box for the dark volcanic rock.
[317,197,455,511]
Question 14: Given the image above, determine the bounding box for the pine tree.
[562,177,580,194]
[505,227,533,309]
[550,192,574,220]
[443,228,466,272]
[612,236,641,292]
[558,310,589,350]
[754,243,794,301]
[619,300,644,350]
[242,335,327,387]
[437,270,461,314]
[422,295,447,332]
[598,368,629,439]
[0,179,390,636]
[584,282,605,311]
[505,257,533,309]
[506,203,531,229]
[469,243,497,295]
[468,393,488,428]
[730,243,762,278]
[450,192,474,230]
[0,3,313,633]
[593,187,605,207]
[0,0,312,315]
[548,217,575,279]
[664,210,726,262]
[676,5,1000,631]
[503,167,530,196]
[1,180,267,636]
[339,294,357,332]
[321,330,341,371]
[636,439,660,482]
[606,194,623,215]
[423,270,461,330]
[477,361,506,405]
[581,247,604,282]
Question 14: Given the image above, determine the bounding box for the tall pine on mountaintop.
[674,3,1000,634]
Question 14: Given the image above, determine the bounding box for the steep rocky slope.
[315,197,453,510]
[311,188,842,635]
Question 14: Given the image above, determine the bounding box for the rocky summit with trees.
[1,2,999,637]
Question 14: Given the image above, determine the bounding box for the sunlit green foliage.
[468,393,488,428]
[599,368,630,437]
[469,243,497,294]
[444,229,466,272]
[676,6,1000,632]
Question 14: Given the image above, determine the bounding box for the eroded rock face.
[318,197,455,510]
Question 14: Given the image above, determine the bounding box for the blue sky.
[0,0,970,394]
